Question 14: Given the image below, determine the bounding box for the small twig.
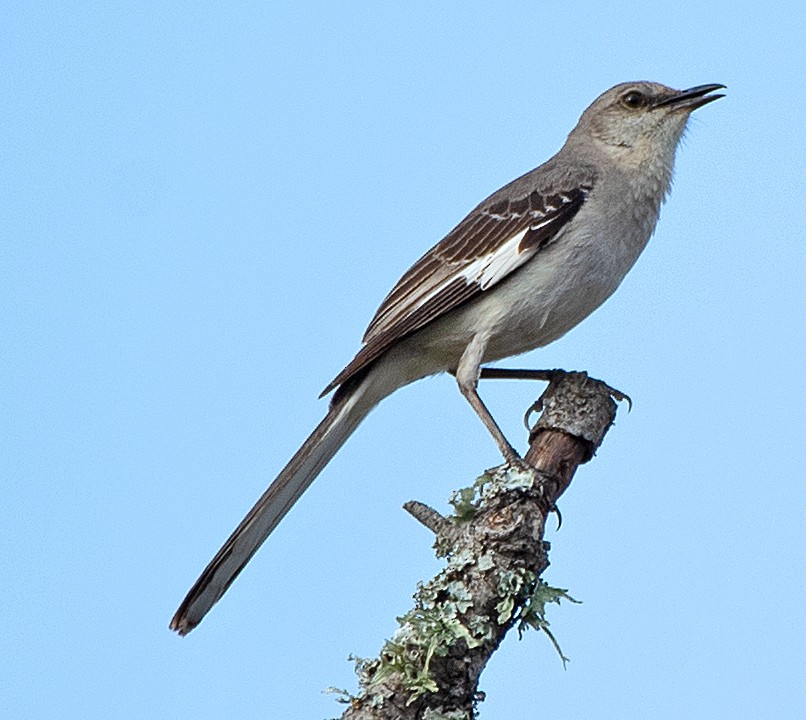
[403,501,449,535]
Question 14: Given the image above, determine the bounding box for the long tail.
[170,379,378,635]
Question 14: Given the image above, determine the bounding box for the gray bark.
[338,371,622,720]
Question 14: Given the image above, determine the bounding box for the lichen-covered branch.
[336,371,621,720]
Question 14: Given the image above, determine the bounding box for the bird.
[170,81,724,634]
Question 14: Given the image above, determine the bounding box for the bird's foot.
[516,370,631,430]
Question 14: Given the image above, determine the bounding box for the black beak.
[654,83,726,111]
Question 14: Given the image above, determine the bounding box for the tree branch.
[338,371,622,720]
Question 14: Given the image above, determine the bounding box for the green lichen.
[342,465,576,711]
[449,465,542,522]
[448,484,481,522]
[517,579,581,667]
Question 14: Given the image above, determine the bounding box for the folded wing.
[322,184,592,396]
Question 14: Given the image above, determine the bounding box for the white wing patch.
[359,190,587,346]
[388,214,557,326]
[398,214,561,323]
[461,228,528,290]
[463,214,558,290]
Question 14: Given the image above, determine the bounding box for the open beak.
[654,83,726,111]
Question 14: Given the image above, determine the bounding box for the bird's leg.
[455,337,520,463]
[477,367,630,529]
[478,368,560,382]
[479,367,632,428]
[479,368,567,430]
[458,381,520,462]
[459,376,563,521]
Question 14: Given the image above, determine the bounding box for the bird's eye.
[620,91,646,109]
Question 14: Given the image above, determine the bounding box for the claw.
[551,503,562,531]
[601,382,632,410]
[523,399,542,431]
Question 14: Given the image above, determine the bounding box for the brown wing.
[321,185,591,396]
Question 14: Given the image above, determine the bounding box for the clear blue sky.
[3,2,805,718]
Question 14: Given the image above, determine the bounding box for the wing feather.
[321,182,592,396]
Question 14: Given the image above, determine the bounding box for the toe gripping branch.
[475,368,626,508]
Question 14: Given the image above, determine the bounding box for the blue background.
[3,2,804,718]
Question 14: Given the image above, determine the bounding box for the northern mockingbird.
[171,81,724,634]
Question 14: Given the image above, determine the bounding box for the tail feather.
[170,383,374,635]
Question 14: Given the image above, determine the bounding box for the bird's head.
[563,81,724,202]
[570,81,725,165]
